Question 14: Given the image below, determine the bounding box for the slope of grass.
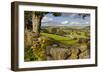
[41,33,78,45]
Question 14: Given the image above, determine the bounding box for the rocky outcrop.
[50,48,68,60]
[79,49,90,59]
[68,47,80,59]
[45,44,90,60]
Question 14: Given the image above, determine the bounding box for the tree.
[78,14,90,19]
[24,11,33,31]
[32,12,61,33]
[25,11,61,33]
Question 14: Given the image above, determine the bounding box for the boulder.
[78,44,88,52]
[46,56,53,60]
[68,54,78,59]
[70,47,79,55]
[50,48,68,60]
[79,49,90,59]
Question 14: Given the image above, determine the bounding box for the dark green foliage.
[48,27,57,34]
[24,11,32,20]
[53,13,61,16]
[24,11,33,30]
[41,28,48,33]
[56,29,65,36]
[78,13,90,19]
[24,47,38,61]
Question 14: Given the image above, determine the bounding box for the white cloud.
[70,22,80,25]
[61,21,69,24]
[69,21,90,26]
[42,16,53,22]
[85,22,89,24]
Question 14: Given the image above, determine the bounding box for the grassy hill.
[41,32,78,45]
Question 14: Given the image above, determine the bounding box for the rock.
[68,54,78,59]
[50,48,68,60]
[32,33,40,38]
[67,47,79,59]
[52,44,58,47]
[65,49,71,56]
[46,46,52,55]
[79,50,90,59]
[33,38,38,41]
[46,56,53,60]
[78,44,88,52]
[70,48,79,55]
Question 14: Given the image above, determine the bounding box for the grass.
[41,32,78,45]
[65,33,86,39]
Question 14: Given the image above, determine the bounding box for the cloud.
[42,16,53,22]
[61,21,69,24]
[69,21,90,26]
[85,22,89,24]
[41,13,90,26]
[70,22,80,25]
[70,14,77,18]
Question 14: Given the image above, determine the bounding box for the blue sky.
[41,13,90,26]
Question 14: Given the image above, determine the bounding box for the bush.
[24,47,38,61]
[56,29,65,36]
[48,28,57,34]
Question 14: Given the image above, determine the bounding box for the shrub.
[24,47,38,61]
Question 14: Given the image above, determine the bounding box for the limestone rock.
[79,50,90,59]
[67,47,79,59]
[50,48,68,60]
[70,48,79,55]
[78,44,88,52]
[46,56,53,60]
[68,54,78,59]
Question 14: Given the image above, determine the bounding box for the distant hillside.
[41,22,90,27]
[41,25,90,30]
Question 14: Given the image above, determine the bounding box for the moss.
[68,54,78,59]
[24,47,38,61]
[30,36,52,61]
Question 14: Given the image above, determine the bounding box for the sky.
[41,12,90,26]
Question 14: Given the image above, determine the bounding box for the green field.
[41,32,78,45]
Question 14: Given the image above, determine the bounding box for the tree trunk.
[32,13,42,33]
